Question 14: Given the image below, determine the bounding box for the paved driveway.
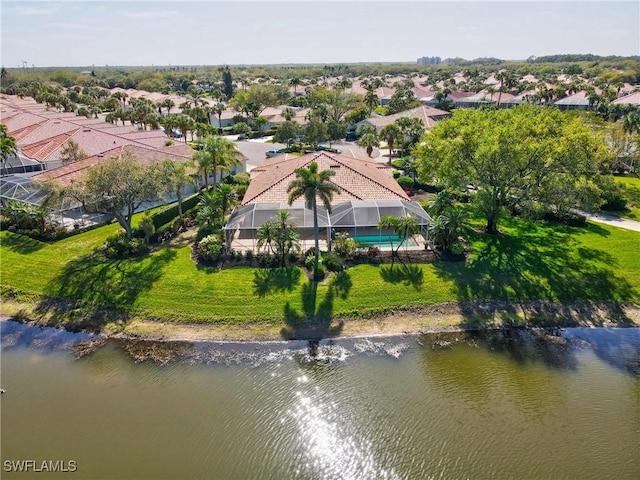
[233,137,286,172]
[579,211,640,232]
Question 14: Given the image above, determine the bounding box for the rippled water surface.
[1,322,639,479]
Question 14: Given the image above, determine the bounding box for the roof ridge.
[323,154,407,200]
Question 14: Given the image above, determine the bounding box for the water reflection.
[1,322,639,480]
[565,328,640,375]
[420,330,571,416]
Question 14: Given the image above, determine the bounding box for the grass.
[610,175,640,220]
[1,214,639,334]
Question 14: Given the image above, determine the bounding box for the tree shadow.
[433,224,637,327]
[380,263,424,291]
[35,248,177,331]
[280,271,351,340]
[1,233,46,253]
[252,267,303,298]
[420,329,575,415]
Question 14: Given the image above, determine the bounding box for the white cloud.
[118,10,184,19]
[13,6,58,16]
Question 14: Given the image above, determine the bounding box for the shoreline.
[2,299,639,343]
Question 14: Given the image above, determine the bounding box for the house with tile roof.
[224,151,432,252]
[355,105,451,132]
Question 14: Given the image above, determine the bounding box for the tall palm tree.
[212,103,225,133]
[196,135,244,188]
[287,162,340,279]
[379,123,401,164]
[357,132,379,157]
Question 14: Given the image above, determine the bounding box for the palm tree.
[287,162,340,279]
[281,106,296,121]
[364,89,379,111]
[379,123,401,164]
[0,125,18,176]
[289,77,302,95]
[257,210,301,267]
[196,135,244,188]
[162,98,175,115]
[212,103,225,133]
[213,183,238,217]
[357,132,379,157]
[174,113,195,142]
[196,189,223,227]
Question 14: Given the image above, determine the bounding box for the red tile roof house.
[553,90,598,111]
[1,95,197,225]
[356,105,451,132]
[223,151,433,252]
[612,91,640,107]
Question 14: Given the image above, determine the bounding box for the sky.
[1,1,639,68]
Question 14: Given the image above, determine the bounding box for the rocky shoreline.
[2,299,638,345]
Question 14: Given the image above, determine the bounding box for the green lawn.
[1,215,639,332]
[611,175,640,220]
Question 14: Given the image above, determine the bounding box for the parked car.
[265,150,281,158]
[345,131,357,141]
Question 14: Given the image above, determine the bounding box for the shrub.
[104,231,149,259]
[257,252,277,268]
[150,193,200,230]
[392,170,401,179]
[367,246,380,257]
[314,264,326,280]
[322,252,345,272]
[397,175,415,191]
[245,250,254,260]
[541,210,587,227]
[304,253,315,270]
[196,224,219,242]
[391,159,404,170]
[233,122,251,135]
[449,241,464,255]
[164,140,174,146]
[197,235,222,262]
[333,233,357,259]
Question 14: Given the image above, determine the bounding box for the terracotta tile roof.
[10,121,48,142]
[613,91,640,105]
[359,105,451,130]
[33,144,192,186]
[18,118,80,146]
[21,131,76,161]
[243,151,408,206]
[554,91,592,106]
[1,111,49,134]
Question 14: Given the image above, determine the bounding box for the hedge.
[151,193,201,230]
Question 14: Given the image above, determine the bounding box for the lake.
[1,321,639,479]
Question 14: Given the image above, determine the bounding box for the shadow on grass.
[35,248,177,331]
[253,267,302,298]
[433,223,637,328]
[2,233,46,253]
[280,271,351,340]
[380,263,424,291]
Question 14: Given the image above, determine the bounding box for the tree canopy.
[415,106,612,233]
[68,153,165,239]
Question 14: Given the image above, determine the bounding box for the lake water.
[1,321,639,479]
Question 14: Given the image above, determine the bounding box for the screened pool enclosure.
[224,199,433,252]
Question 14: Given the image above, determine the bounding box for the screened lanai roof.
[224,202,330,231]
[0,176,49,206]
[224,199,432,231]
[331,200,433,228]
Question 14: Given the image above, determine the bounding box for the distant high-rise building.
[417,56,442,65]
